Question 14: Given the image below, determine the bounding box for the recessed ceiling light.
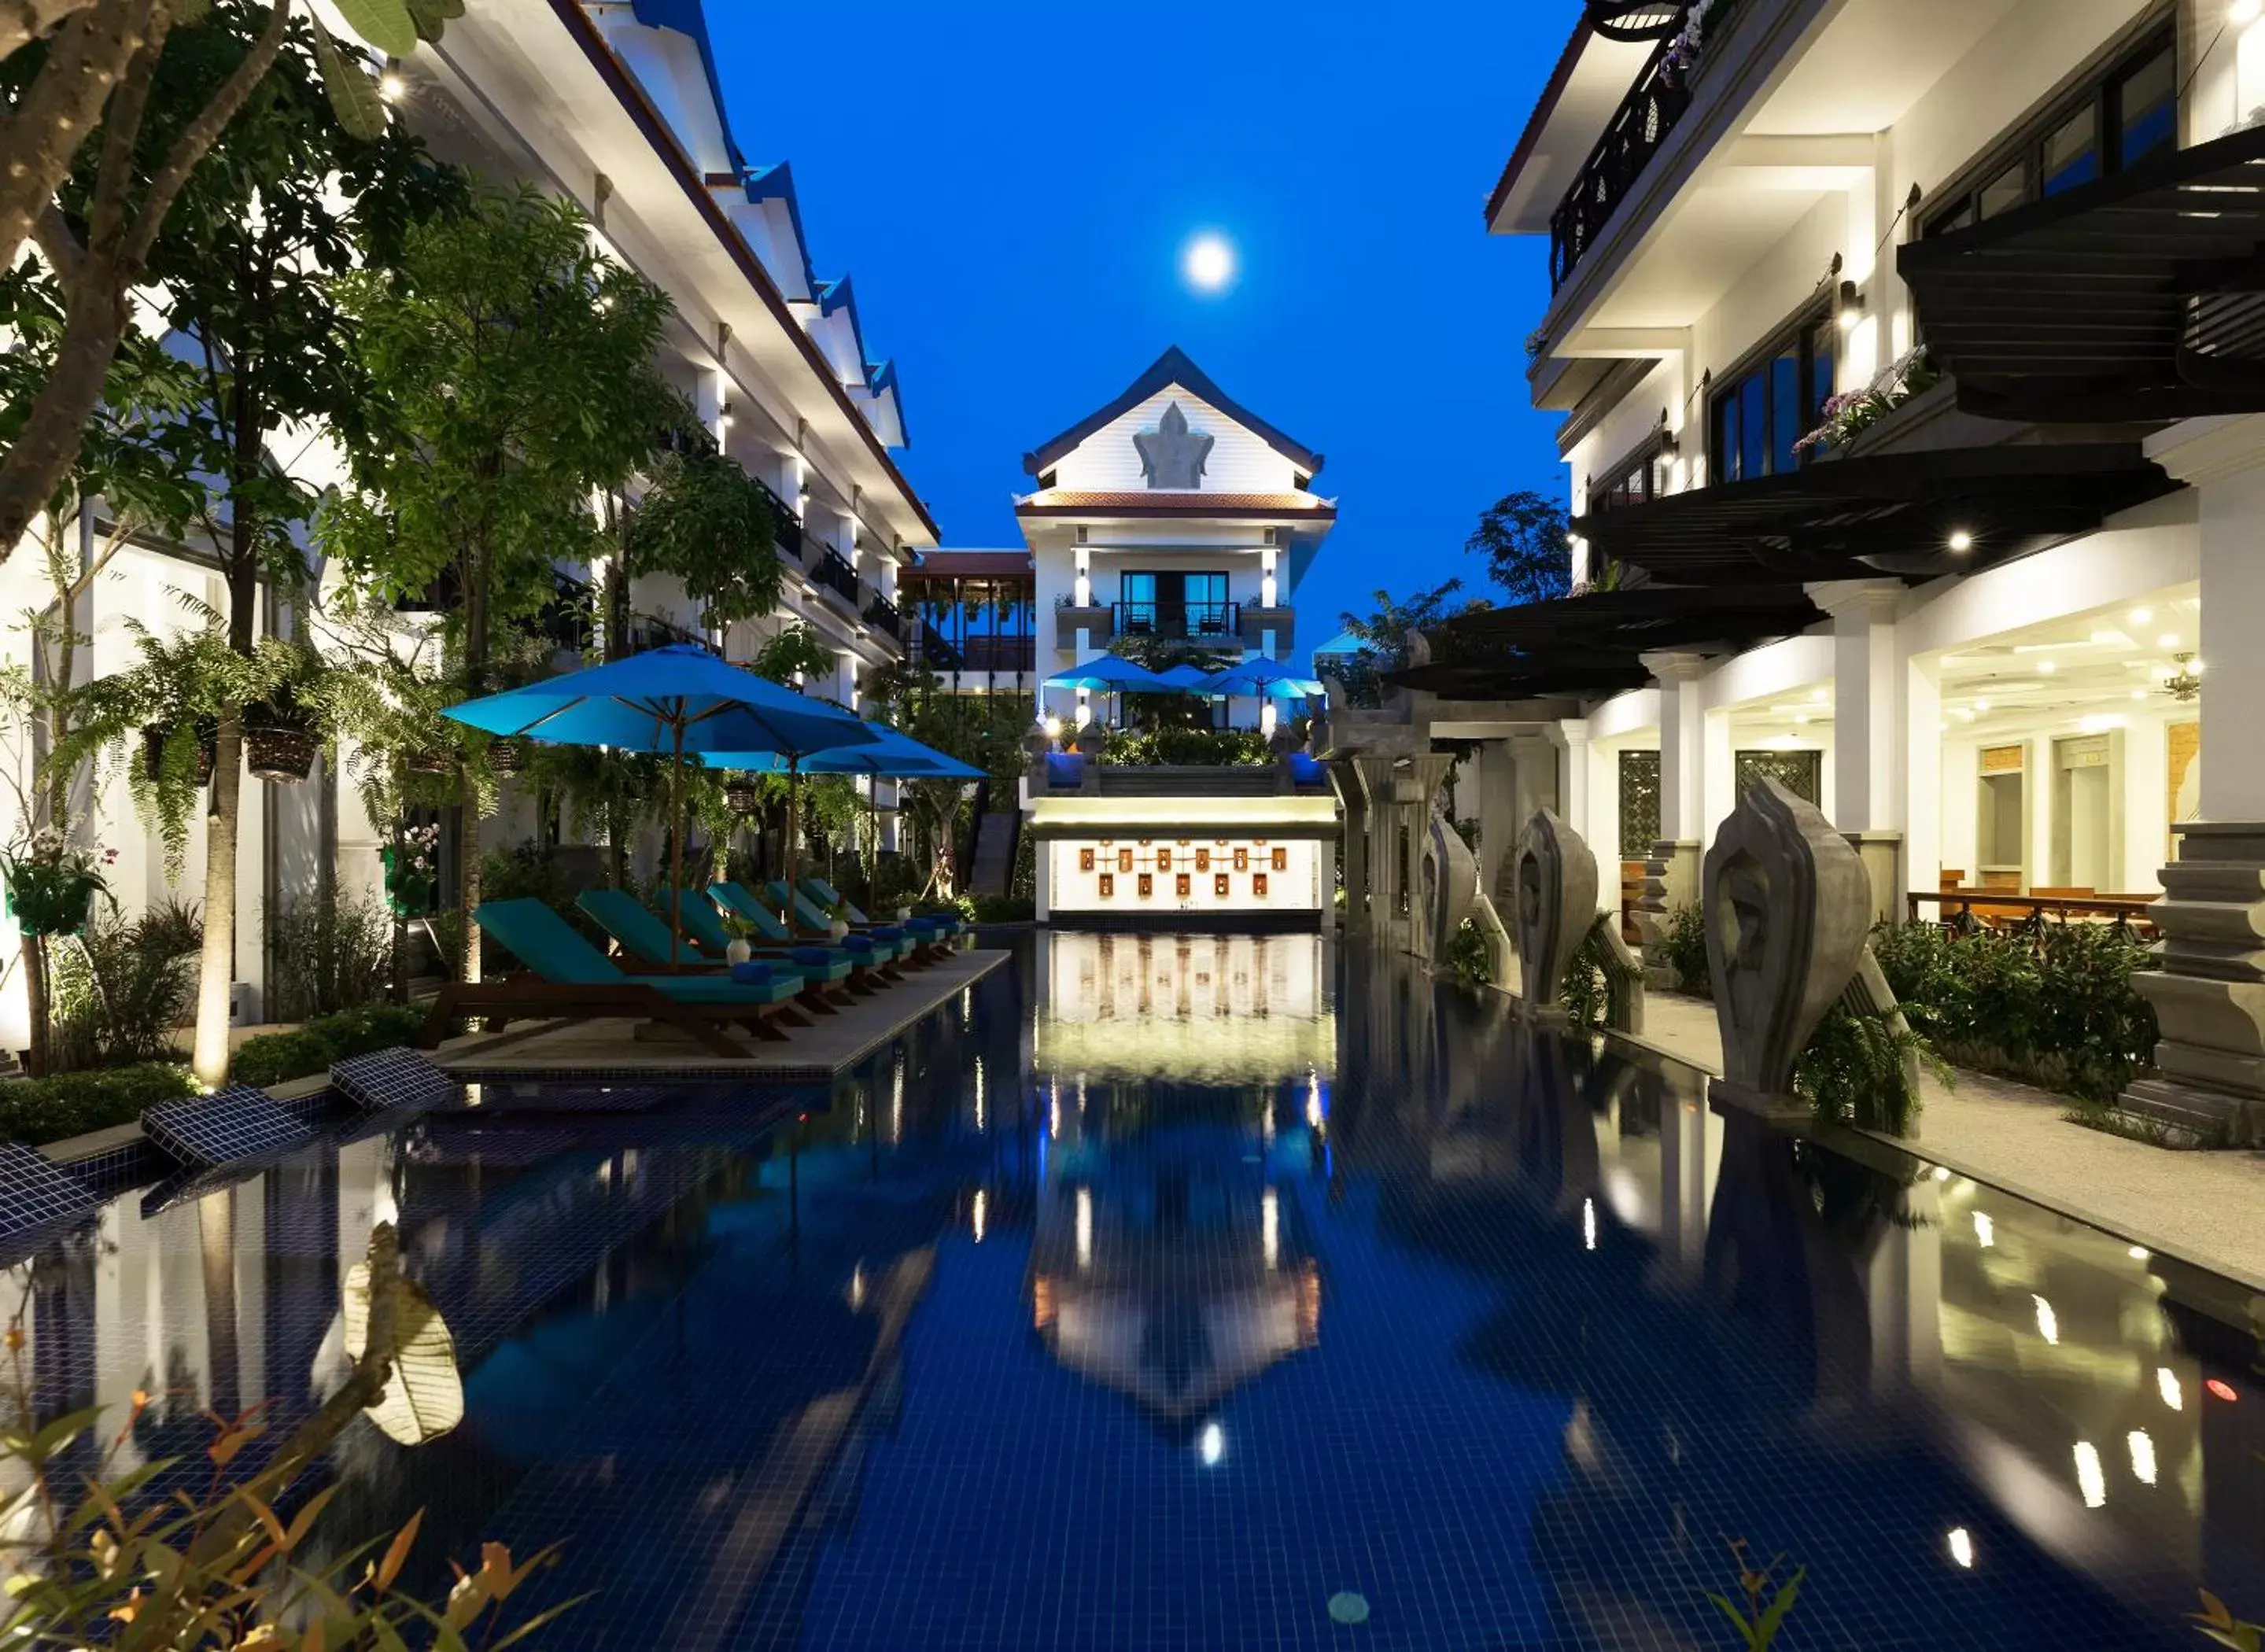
[2038,661,2057,675]
[1947,529,1974,553]
[1975,699,1990,711]
[2157,632,2180,648]
[2130,607,2154,625]
[2236,0,2262,26]
[1809,688,1828,703]
[2131,689,2148,701]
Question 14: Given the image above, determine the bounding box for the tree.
[1337,579,1476,672]
[325,186,678,983]
[112,0,463,1085]
[625,443,784,638]
[748,621,837,691]
[0,0,455,562]
[1466,489,1573,606]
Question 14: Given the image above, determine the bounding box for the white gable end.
[1049,389,1304,494]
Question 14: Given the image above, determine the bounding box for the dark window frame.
[1706,301,1837,485]
[1588,423,1670,516]
[1922,20,2178,239]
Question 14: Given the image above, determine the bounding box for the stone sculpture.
[1702,778,1872,1115]
[1422,808,1479,967]
[1511,808,1599,1023]
[1132,401,1213,489]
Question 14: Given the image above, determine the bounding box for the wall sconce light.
[1836,279,1865,331]
[717,400,734,430]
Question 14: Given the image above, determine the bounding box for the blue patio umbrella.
[1156,662,1216,690]
[446,644,880,961]
[1203,658,1326,699]
[1044,653,1189,729]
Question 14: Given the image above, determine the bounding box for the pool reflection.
[1,935,2258,1649]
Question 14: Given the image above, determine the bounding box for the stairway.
[968,810,1017,897]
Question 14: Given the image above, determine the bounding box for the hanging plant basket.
[141,721,216,787]
[2,861,101,938]
[726,779,762,815]
[408,748,453,776]
[245,722,318,784]
[487,739,528,776]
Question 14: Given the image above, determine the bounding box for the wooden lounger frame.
[418,979,807,1059]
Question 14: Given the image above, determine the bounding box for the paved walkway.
[434,950,1010,1081]
[1612,988,2265,1291]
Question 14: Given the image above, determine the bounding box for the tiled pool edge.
[32,1074,343,1197]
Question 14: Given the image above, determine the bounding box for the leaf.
[308,13,389,142]
[403,0,465,40]
[331,0,421,56]
[1750,1569,1804,1650]
[375,1510,423,1592]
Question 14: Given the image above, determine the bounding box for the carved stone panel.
[1702,778,1871,1105]
[1423,810,1480,967]
[1132,401,1213,489]
[1512,809,1599,1020]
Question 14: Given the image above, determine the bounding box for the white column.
[1904,654,1942,906]
[1819,581,1902,831]
[1561,720,1593,901]
[1642,653,1708,843]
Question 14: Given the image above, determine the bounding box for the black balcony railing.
[957,635,1036,675]
[754,476,804,562]
[915,620,964,670]
[813,546,860,607]
[1548,32,1699,293]
[864,589,905,643]
[1114,599,1239,641]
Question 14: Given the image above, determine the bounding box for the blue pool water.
[5,933,2261,1649]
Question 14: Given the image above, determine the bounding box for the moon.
[1182,233,1236,293]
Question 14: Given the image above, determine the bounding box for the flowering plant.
[378,821,443,916]
[1,828,117,938]
[1793,347,1940,457]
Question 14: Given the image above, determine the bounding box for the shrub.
[1869,919,2157,1102]
[1794,1003,1948,1138]
[1105,727,1271,767]
[1444,915,1492,991]
[0,1062,197,1146]
[1660,902,1710,995]
[232,1001,432,1088]
[1561,916,1642,1029]
[46,903,202,1071]
[970,894,1035,924]
[264,891,393,1022]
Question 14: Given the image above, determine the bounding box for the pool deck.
[430,948,1010,1082]
[1607,987,2265,1293]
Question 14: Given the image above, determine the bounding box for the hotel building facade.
[1436,0,2265,1138]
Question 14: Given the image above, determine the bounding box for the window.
[1590,430,1668,514]
[1709,311,1836,483]
[1924,30,2175,238]
[1116,571,1231,639]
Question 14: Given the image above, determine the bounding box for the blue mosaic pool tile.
[0,1142,98,1260]
[141,1085,311,1171]
[331,1048,459,1115]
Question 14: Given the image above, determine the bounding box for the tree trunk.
[0,271,129,560]
[20,935,49,1080]
[0,0,148,273]
[456,533,492,986]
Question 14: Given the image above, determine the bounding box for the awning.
[1572,444,2178,586]
[1899,125,2265,421]
[1390,584,1824,700]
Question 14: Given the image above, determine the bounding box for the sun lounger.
[707,883,887,996]
[420,899,811,1056]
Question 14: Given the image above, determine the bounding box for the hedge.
[0,1064,197,1148]
[231,1002,432,1088]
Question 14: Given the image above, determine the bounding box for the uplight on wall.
[1835,278,1866,332]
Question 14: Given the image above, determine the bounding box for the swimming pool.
[5,933,2259,1648]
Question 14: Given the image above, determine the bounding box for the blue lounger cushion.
[709,882,796,944]
[729,961,774,986]
[578,887,721,968]
[1046,752,1085,787]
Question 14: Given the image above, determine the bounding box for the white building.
[0,0,936,1041]
[1449,0,2265,1138]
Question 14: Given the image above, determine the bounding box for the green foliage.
[1659,903,1711,996]
[231,1001,430,1087]
[1706,1542,1804,1651]
[903,692,1035,797]
[0,1062,197,1146]
[1869,919,2159,1102]
[627,444,785,632]
[1466,488,1573,604]
[264,892,393,1023]
[47,903,202,1071]
[1336,579,1479,674]
[969,894,1035,924]
[2193,1591,2265,1651]
[1105,726,1271,766]
[0,1227,579,1650]
[1793,1001,1948,1138]
[1561,915,1641,1030]
[1444,915,1493,992]
[748,621,839,689]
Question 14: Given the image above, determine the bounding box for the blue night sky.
[703,0,1578,663]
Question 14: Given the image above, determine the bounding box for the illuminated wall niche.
[1079,848,1095,872]
[1214,873,1230,897]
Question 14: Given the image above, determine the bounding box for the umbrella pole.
[668,717,687,964]
[868,784,880,912]
[784,758,801,931]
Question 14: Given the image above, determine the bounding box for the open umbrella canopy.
[444,644,879,759]
[1202,658,1326,699]
[1042,654,1185,694]
[702,723,983,780]
[1156,662,1218,690]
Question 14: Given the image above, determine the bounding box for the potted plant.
[717,911,762,965]
[140,717,217,787]
[245,683,320,784]
[725,775,762,816]
[378,822,441,917]
[485,738,528,776]
[824,894,851,942]
[1,829,116,938]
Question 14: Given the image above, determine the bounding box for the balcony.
[1053,601,1115,651]
[1238,605,1295,653]
[812,545,861,610]
[1115,600,1239,644]
[754,476,804,563]
[1549,35,1699,293]
[863,589,906,646]
[914,619,964,670]
[953,635,1036,677]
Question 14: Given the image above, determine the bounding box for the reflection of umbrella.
[702,726,983,904]
[445,645,878,961]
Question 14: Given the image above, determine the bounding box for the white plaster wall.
[1046,838,1324,916]
[1049,389,1304,493]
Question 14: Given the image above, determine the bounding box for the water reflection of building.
[1032,931,1335,1085]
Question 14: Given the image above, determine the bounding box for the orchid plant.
[1792,347,1941,457]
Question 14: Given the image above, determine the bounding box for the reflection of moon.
[342,1261,464,1445]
